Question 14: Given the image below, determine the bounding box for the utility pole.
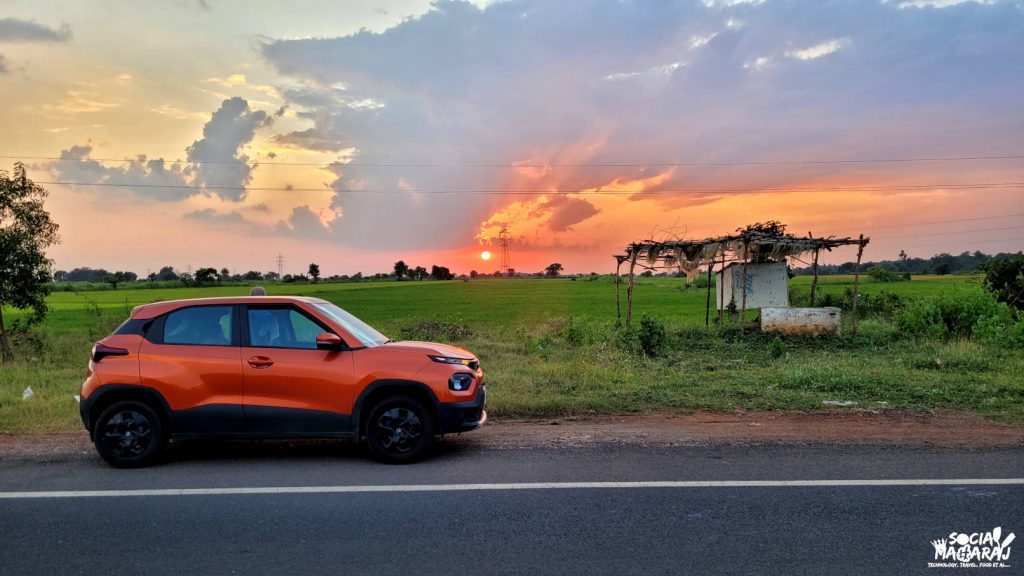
[498,227,512,277]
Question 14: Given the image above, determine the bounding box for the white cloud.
[689,33,717,49]
[744,55,771,70]
[605,61,683,81]
[785,39,849,61]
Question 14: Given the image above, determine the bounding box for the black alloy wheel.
[94,400,166,468]
[364,396,435,464]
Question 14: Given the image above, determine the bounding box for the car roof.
[130,295,330,319]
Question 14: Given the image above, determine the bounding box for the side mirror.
[316,332,344,351]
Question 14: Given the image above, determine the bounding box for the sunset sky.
[1,0,1022,276]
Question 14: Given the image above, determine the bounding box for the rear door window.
[163,306,235,346]
[247,307,324,350]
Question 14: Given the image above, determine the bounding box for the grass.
[2,274,1022,434]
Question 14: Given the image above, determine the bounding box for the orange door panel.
[138,341,244,432]
[241,305,355,434]
[242,347,354,412]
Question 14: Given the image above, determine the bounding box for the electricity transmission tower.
[276,254,284,278]
[498,227,512,277]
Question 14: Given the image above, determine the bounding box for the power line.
[4,153,1024,168]
[852,212,1024,230]
[877,236,1024,250]
[879,225,1024,240]
[31,180,1024,195]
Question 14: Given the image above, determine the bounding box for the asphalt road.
[1,441,1021,575]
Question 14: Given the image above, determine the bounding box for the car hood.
[380,340,475,359]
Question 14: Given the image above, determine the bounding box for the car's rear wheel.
[93,400,167,468]
[364,395,435,464]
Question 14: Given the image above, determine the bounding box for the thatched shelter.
[614,231,870,332]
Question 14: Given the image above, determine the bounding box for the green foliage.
[980,253,1024,311]
[307,263,321,283]
[768,335,786,360]
[0,164,60,361]
[895,287,1013,339]
[867,266,903,282]
[637,314,667,357]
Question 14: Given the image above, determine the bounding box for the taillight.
[91,343,129,363]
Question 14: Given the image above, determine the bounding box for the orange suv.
[79,296,486,467]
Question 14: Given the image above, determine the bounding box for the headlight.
[449,373,474,391]
[429,355,471,365]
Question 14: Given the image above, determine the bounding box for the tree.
[0,164,60,361]
[981,253,1024,311]
[155,266,178,281]
[544,263,563,278]
[308,263,321,283]
[242,270,263,281]
[412,266,428,281]
[219,267,231,282]
[105,271,127,290]
[264,271,280,282]
[194,267,219,285]
[393,260,409,281]
[470,270,478,278]
[430,265,454,280]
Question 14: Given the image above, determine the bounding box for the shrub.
[768,335,786,360]
[896,288,1010,339]
[867,266,900,282]
[559,317,588,347]
[637,314,667,357]
[981,253,1024,311]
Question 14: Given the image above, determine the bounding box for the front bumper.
[438,384,487,434]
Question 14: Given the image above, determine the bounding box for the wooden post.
[625,251,639,328]
[717,250,726,324]
[740,240,750,326]
[704,261,714,332]
[851,235,865,335]
[615,257,623,326]
[809,246,821,306]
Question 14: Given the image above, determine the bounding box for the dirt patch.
[471,410,1024,449]
[2,410,1021,462]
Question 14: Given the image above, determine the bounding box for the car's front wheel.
[93,400,167,468]
[364,395,435,464]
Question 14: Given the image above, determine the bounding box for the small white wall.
[761,307,842,336]
[715,262,789,310]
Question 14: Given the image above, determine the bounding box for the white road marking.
[1,478,1022,499]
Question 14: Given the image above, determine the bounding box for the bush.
[637,314,667,357]
[867,266,901,282]
[617,314,667,357]
[768,335,786,360]
[981,253,1024,311]
[896,288,1011,339]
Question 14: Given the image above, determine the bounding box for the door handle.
[248,356,274,368]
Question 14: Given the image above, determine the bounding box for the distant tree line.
[792,250,1019,276]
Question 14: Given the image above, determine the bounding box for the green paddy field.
[2,274,1021,433]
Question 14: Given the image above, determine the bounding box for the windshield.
[313,302,389,347]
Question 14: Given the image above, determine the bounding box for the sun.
[480,250,492,261]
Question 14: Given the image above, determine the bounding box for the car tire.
[364,395,436,464]
[93,400,167,468]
